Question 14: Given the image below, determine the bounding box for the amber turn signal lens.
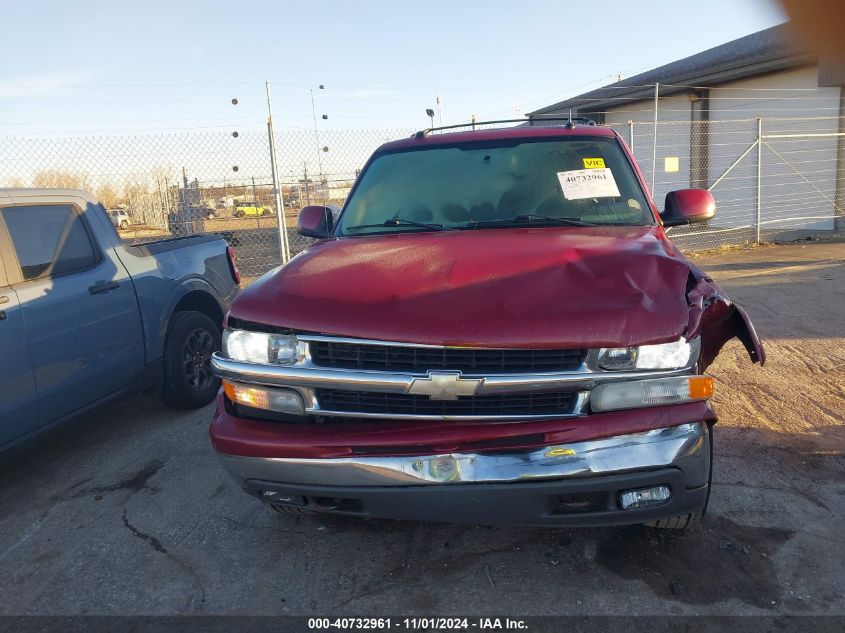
[223,379,306,415]
[688,376,714,399]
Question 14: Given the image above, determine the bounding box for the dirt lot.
[0,241,842,617]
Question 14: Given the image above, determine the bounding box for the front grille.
[309,341,586,373]
[315,389,578,417]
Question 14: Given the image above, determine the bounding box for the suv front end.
[209,327,714,527]
[207,124,763,528]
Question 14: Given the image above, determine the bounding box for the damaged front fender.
[685,266,765,371]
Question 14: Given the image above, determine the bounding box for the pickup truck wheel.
[235,210,245,218]
[120,220,129,230]
[161,311,221,409]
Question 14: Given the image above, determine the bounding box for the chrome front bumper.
[218,422,710,488]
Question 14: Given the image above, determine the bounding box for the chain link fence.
[1,117,841,283]
[0,127,414,282]
[608,116,844,250]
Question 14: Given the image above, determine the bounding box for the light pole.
[311,84,325,177]
[426,108,435,129]
[265,81,290,263]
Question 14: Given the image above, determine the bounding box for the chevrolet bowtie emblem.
[408,371,482,400]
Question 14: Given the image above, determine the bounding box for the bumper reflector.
[223,380,305,415]
[590,375,713,412]
[620,485,671,510]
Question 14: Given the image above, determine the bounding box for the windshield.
[337,136,652,235]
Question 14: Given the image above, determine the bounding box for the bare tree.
[31,169,90,190]
[95,182,121,208]
[3,177,25,188]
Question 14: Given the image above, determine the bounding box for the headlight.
[597,338,694,371]
[222,328,305,365]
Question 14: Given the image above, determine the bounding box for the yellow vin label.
[582,157,606,169]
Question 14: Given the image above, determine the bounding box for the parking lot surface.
[0,240,843,616]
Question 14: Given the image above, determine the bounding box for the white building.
[528,24,844,243]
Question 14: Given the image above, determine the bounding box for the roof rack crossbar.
[412,117,597,138]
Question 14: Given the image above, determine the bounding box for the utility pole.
[265,81,290,263]
[302,162,311,206]
[435,91,443,125]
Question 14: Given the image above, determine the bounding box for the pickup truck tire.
[160,310,222,409]
[235,210,245,218]
[119,220,129,230]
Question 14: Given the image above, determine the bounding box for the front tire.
[160,310,222,409]
[235,210,245,218]
[270,504,314,515]
[644,512,702,530]
[644,423,713,530]
[120,220,129,230]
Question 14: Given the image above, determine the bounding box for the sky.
[0,0,788,138]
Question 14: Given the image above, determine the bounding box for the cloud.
[0,70,97,98]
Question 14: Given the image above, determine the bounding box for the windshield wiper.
[345,217,454,232]
[461,214,602,229]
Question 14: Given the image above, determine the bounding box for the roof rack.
[413,117,597,138]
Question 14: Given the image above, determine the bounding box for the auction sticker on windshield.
[557,168,621,200]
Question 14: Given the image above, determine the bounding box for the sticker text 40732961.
[557,168,621,200]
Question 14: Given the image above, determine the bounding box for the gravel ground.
[0,240,842,617]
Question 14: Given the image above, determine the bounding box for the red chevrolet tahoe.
[209,123,764,529]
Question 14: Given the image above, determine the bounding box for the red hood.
[230,226,694,348]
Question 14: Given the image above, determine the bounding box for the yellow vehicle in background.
[233,201,268,217]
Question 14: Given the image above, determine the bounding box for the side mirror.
[662,189,716,227]
[297,205,334,238]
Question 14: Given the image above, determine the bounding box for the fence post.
[651,83,659,193]
[265,81,290,263]
[628,120,634,152]
[835,93,845,233]
[756,116,762,244]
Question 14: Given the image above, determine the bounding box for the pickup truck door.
[0,200,145,429]
[0,222,39,446]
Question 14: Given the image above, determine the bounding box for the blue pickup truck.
[0,188,240,450]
